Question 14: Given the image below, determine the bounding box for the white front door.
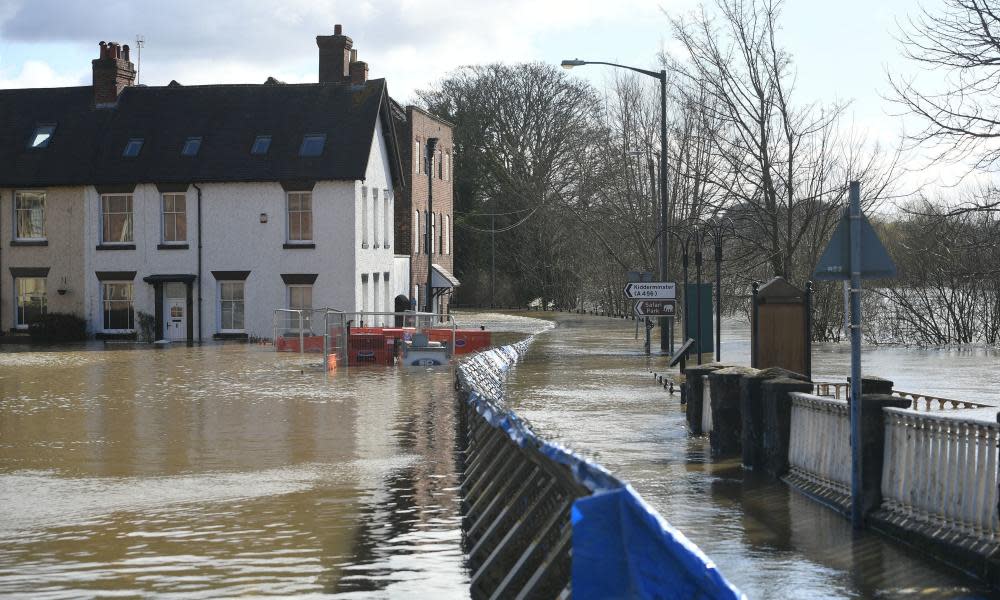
[164,283,186,341]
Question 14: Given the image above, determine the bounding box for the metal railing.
[272,308,341,354]
[812,380,991,412]
[788,392,851,497]
[881,408,1000,542]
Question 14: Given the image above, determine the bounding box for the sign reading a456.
[622,282,676,300]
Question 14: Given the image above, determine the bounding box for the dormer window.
[181,136,202,156]
[122,138,144,157]
[251,135,271,155]
[299,134,326,157]
[29,124,56,149]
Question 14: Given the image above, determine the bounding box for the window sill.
[157,243,190,250]
[95,331,137,341]
[96,244,136,251]
[11,239,48,247]
[283,243,315,250]
[213,332,249,341]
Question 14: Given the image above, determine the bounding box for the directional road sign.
[623,282,676,300]
[634,299,677,317]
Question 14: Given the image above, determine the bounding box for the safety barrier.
[880,408,1000,543]
[456,341,742,600]
[787,393,851,500]
[812,380,990,411]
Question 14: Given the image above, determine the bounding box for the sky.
[0,0,982,195]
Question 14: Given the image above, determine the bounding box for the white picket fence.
[701,376,713,433]
[881,408,1000,540]
[787,392,851,496]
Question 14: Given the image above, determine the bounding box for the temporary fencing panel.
[456,342,743,600]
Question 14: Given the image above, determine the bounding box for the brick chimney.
[92,41,136,107]
[349,48,368,84]
[316,24,352,83]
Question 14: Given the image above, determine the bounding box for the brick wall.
[395,106,455,314]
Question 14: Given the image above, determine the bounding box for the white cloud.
[0,60,85,88]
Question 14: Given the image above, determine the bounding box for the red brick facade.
[395,106,455,314]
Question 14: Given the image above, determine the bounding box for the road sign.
[623,282,676,300]
[813,208,897,280]
[634,299,676,317]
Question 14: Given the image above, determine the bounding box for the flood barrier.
[456,341,742,600]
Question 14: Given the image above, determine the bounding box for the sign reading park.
[622,282,676,300]
[634,300,676,318]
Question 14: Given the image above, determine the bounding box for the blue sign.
[813,210,897,280]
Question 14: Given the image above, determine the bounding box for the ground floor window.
[102,282,134,330]
[15,277,46,328]
[219,281,245,332]
[288,284,312,331]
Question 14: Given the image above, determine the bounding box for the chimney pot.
[92,39,136,107]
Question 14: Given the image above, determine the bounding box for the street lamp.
[562,57,671,353]
[703,216,736,362]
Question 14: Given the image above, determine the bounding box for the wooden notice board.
[752,277,811,379]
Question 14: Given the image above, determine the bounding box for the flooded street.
[506,312,996,598]
[0,310,997,598]
[0,344,470,598]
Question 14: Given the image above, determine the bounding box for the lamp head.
[561,59,585,70]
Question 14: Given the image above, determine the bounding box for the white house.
[1,27,406,341]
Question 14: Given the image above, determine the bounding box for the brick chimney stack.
[349,48,368,84]
[92,41,136,107]
[317,24,353,83]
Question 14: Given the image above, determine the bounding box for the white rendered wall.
[354,115,396,315]
[82,116,397,340]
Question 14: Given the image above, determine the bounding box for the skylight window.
[181,136,202,156]
[299,134,326,157]
[251,135,272,155]
[123,138,144,158]
[29,124,56,149]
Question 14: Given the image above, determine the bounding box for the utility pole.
[424,137,439,314]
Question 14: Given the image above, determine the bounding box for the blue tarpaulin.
[572,487,743,600]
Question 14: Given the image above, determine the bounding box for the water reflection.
[0,341,469,598]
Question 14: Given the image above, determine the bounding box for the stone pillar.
[847,375,893,396]
[859,391,909,515]
[741,367,807,470]
[684,364,724,435]
[761,377,814,478]
[708,366,759,458]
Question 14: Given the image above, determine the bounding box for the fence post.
[762,377,814,478]
[298,311,304,355]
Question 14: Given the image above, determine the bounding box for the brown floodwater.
[0,310,996,598]
[506,312,995,599]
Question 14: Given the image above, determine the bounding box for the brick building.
[393,105,458,314]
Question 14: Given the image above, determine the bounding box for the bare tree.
[890,0,1000,172]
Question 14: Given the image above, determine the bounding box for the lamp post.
[562,58,670,353]
[703,217,736,362]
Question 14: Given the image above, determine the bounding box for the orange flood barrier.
[426,329,492,354]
